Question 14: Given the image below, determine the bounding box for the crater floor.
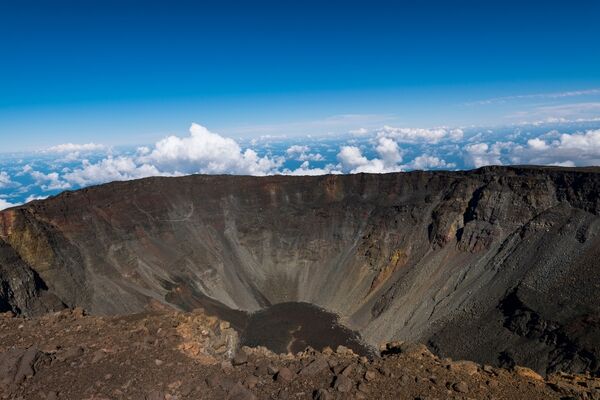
[240,302,372,356]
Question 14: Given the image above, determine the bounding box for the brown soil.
[1,308,598,400]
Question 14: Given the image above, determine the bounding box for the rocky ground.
[1,308,598,400]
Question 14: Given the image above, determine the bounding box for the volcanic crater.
[1,166,600,377]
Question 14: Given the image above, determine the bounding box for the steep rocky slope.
[0,166,599,377]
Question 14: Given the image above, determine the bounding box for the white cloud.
[349,127,369,136]
[548,161,576,167]
[141,123,283,175]
[299,153,324,162]
[29,170,71,191]
[0,171,12,188]
[403,155,455,170]
[464,142,507,168]
[468,88,600,105]
[10,123,600,208]
[45,143,107,153]
[0,198,20,211]
[337,146,370,170]
[337,137,404,174]
[63,157,164,187]
[509,102,600,124]
[283,161,340,176]
[286,145,310,155]
[285,145,324,161]
[25,194,49,203]
[513,129,600,166]
[557,129,600,151]
[527,138,549,151]
[375,137,403,165]
[377,126,463,143]
[43,124,286,188]
[461,129,600,167]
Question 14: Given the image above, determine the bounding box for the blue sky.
[1,1,600,208]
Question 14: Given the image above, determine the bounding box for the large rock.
[0,347,49,388]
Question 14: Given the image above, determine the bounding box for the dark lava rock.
[206,375,220,388]
[364,370,377,381]
[243,375,258,389]
[333,374,353,393]
[313,388,330,400]
[232,350,248,366]
[0,347,49,387]
[228,382,256,400]
[453,381,469,393]
[57,346,84,362]
[276,367,294,382]
[300,357,329,376]
[144,391,166,400]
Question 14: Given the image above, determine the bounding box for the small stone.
[72,307,86,317]
[399,374,412,385]
[145,391,166,400]
[154,359,164,366]
[341,363,354,377]
[453,381,469,393]
[357,381,369,393]
[221,360,233,371]
[300,358,329,376]
[46,392,59,400]
[232,350,248,366]
[333,374,353,393]
[448,360,479,376]
[218,377,235,391]
[220,321,230,330]
[179,384,194,396]
[267,365,279,375]
[336,345,355,356]
[364,370,377,382]
[486,379,499,388]
[276,367,294,382]
[513,366,544,381]
[91,350,106,364]
[313,389,330,400]
[483,365,495,374]
[58,346,84,362]
[243,375,259,389]
[206,375,220,388]
[228,382,256,400]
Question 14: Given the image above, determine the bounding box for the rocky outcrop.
[0,239,64,316]
[0,166,599,376]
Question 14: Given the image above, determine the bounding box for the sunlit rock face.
[1,166,599,375]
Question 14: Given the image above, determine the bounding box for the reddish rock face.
[1,166,599,376]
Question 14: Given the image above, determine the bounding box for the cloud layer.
[2,121,600,210]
